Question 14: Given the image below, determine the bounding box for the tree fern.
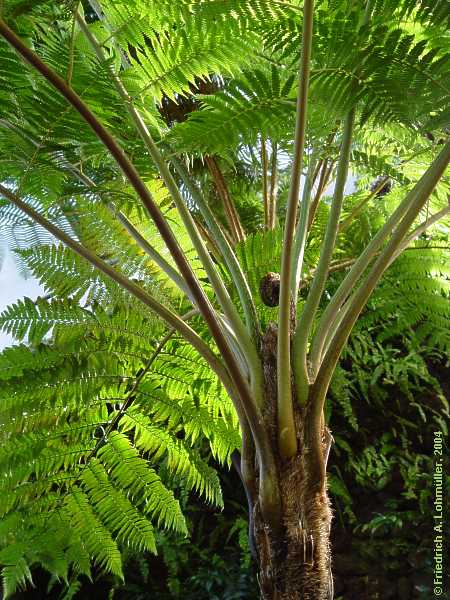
[0,0,448,597]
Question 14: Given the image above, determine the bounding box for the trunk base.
[254,442,333,599]
[256,324,334,599]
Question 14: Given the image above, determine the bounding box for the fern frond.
[64,488,124,577]
[0,545,33,598]
[81,459,157,554]
[120,411,223,506]
[123,19,258,104]
[169,68,296,154]
[0,297,93,344]
[98,431,188,534]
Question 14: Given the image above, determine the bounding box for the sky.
[0,250,43,349]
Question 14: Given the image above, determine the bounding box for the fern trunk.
[253,427,333,599]
[252,325,333,600]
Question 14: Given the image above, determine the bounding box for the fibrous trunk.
[252,324,333,600]
[254,435,333,600]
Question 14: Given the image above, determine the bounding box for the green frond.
[28,529,70,584]
[0,297,93,344]
[64,488,124,578]
[0,310,234,589]
[81,459,157,554]
[16,244,110,301]
[0,431,93,484]
[59,581,82,600]
[329,366,359,432]
[120,411,223,506]
[91,0,292,62]
[235,226,283,295]
[0,545,33,598]
[98,431,188,535]
[135,378,239,463]
[351,150,411,186]
[0,343,64,380]
[183,0,299,24]
[263,4,450,126]
[10,237,174,323]
[0,195,74,260]
[394,0,450,28]
[116,182,209,284]
[361,247,450,340]
[121,18,259,104]
[169,68,296,154]
[134,337,240,462]
[228,226,288,328]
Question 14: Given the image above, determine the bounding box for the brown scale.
[260,272,281,308]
